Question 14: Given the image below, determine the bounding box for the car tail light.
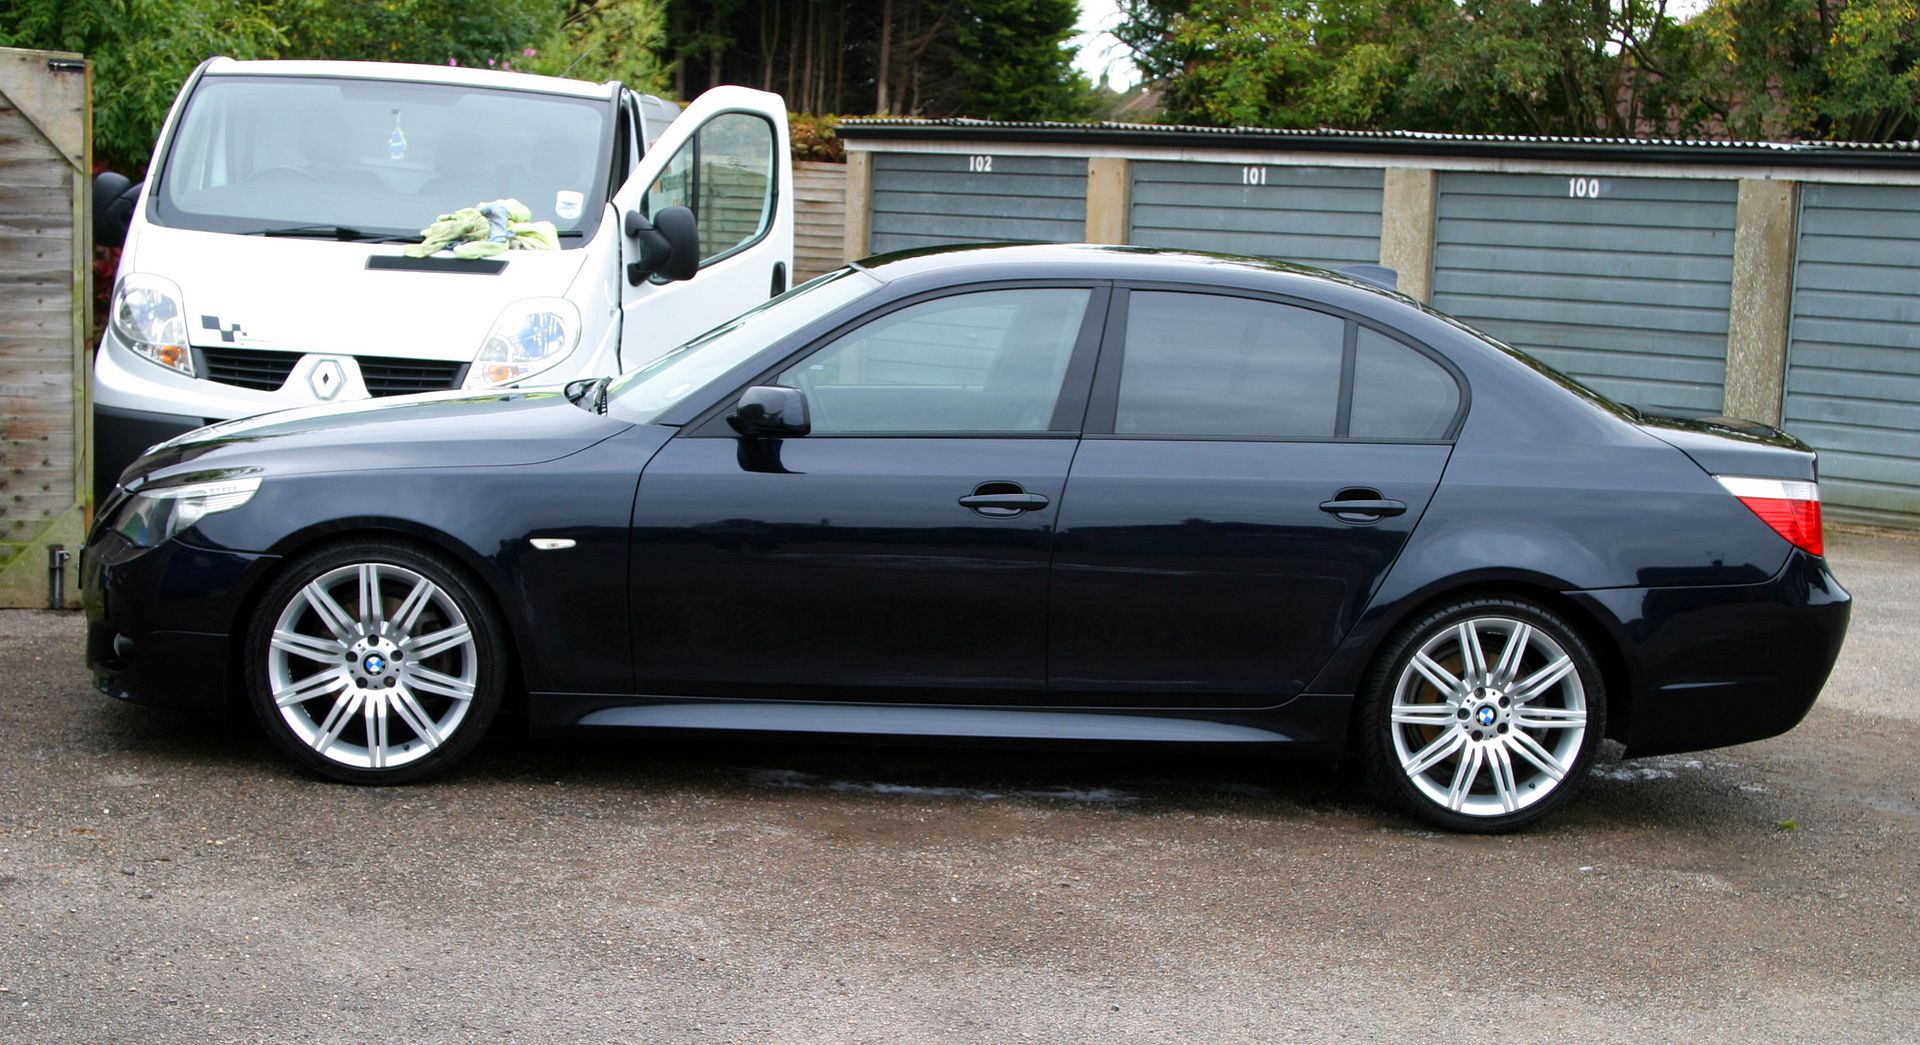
[1716,476,1823,556]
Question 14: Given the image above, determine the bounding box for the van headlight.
[111,476,261,547]
[111,274,194,376]
[465,298,580,387]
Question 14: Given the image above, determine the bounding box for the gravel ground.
[1,532,1916,1044]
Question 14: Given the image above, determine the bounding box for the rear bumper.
[1571,548,1851,757]
[81,529,278,714]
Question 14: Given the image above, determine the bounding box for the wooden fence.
[794,160,847,280]
[0,47,89,609]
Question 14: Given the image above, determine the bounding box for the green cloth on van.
[403,197,561,258]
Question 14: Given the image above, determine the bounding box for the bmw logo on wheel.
[1477,706,1497,727]
[364,654,387,674]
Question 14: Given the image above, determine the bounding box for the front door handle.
[1319,497,1407,522]
[959,482,1050,518]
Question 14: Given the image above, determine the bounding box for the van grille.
[198,347,302,391]
[360,358,467,397]
[194,348,467,396]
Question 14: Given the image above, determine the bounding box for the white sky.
[1073,0,1139,92]
[1072,0,1713,96]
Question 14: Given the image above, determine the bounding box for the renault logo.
[309,359,344,400]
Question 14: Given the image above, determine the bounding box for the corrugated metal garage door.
[1128,161,1383,269]
[1784,184,1920,521]
[1431,173,1738,415]
[868,153,1086,254]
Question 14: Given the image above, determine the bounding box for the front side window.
[778,288,1092,434]
[642,112,775,264]
[157,76,612,243]
[1115,292,1345,438]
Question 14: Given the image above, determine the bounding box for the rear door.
[611,87,793,369]
[1049,288,1462,708]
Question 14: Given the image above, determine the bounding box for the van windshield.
[154,75,612,245]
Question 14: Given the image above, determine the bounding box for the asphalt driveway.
[1,530,1915,1043]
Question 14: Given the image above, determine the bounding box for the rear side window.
[1115,292,1345,438]
[1350,327,1461,439]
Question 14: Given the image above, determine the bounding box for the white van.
[92,58,793,499]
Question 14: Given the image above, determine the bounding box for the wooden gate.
[0,47,90,608]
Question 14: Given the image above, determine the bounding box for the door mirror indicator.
[728,385,810,438]
[94,171,141,248]
[624,205,700,285]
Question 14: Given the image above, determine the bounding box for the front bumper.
[1572,548,1851,758]
[82,529,280,714]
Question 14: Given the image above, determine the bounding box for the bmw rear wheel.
[245,540,506,784]
[1360,597,1605,832]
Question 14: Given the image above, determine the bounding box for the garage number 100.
[1568,177,1603,199]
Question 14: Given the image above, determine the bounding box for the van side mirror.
[94,171,141,248]
[624,204,700,285]
[727,385,810,438]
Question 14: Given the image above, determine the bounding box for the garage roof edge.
[836,119,1920,169]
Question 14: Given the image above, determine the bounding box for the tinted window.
[642,113,775,263]
[779,288,1091,434]
[1115,292,1344,438]
[1350,327,1460,439]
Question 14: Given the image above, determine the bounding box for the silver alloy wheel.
[266,562,479,771]
[1388,616,1588,818]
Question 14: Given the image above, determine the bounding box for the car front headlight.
[111,273,194,376]
[111,475,261,548]
[465,298,581,387]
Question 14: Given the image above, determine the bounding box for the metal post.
[48,544,70,609]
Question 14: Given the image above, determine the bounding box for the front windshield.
[606,268,883,424]
[155,75,611,244]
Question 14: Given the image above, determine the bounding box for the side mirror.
[728,385,810,438]
[94,171,141,248]
[623,204,700,285]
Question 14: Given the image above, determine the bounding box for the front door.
[629,284,1105,704]
[612,87,794,370]
[1049,289,1463,708]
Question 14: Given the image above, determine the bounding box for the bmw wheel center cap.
[1477,705,1497,727]
[364,653,387,674]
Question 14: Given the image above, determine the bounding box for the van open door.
[611,86,793,370]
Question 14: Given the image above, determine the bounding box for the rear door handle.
[1319,498,1407,521]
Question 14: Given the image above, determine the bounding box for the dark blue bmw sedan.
[82,245,1850,831]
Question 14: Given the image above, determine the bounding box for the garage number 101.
[1568,177,1603,199]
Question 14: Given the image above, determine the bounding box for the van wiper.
[247,224,414,242]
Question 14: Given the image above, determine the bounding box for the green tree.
[274,0,566,67]
[2,0,282,171]
[518,0,669,91]
[1684,0,1919,141]
[950,0,1092,119]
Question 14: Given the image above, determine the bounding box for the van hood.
[120,387,632,489]
[128,223,594,363]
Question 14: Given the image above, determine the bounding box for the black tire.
[1358,595,1606,833]
[244,539,507,785]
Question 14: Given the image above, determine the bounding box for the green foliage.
[517,0,668,92]
[788,112,844,162]
[2,0,283,171]
[274,0,566,67]
[1685,0,1919,141]
[1122,0,1919,141]
[950,0,1093,120]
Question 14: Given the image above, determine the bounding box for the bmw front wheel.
[1360,597,1605,832]
[245,540,506,784]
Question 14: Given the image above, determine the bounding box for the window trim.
[643,109,781,278]
[684,280,1114,439]
[1083,283,1470,443]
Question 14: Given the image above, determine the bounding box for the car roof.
[853,243,1409,305]
[202,57,615,100]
